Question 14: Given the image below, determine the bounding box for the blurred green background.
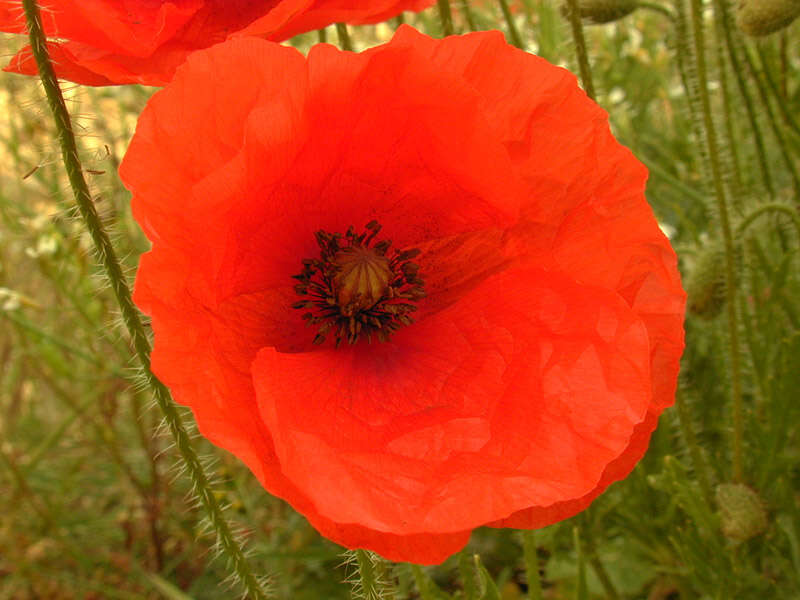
[1,0,799,598]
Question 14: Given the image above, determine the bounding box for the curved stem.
[713,0,775,198]
[737,203,800,238]
[564,0,596,100]
[688,0,744,483]
[637,1,675,19]
[20,0,269,596]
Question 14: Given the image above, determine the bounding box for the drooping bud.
[562,0,638,24]
[716,483,768,542]
[685,241,726,319]
[736,0,800,36]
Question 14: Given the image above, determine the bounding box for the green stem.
[459,0,477,31]
[712,4,742,195]
[336,23,353,51]
[355,550,379,599]
[521,531,543,600]
[459,550,478,600]
[437,0,455,36]
[317,27,327,43]
[637,1,675,19]
[573,527,588,600]
[497,0,525,48]
[20,1,269,597]
[0,442,55,530]
[1,309,125,377]
[673,0,719,204]
[564,0,596,100]
[742,43,800,201]
[688,0,744,483]
[674,391,714,506]
[713,0,775,198]
[756,43,800,141]
[410,564,443,600]
[738,203,800,238]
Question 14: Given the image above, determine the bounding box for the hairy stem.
[21,0,269,596]
[687,0,744,483]
[355,550,380,599]
[674,390,714,506]
[564,0,596,100]
[713,0,774,198]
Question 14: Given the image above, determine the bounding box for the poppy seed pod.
[562,0,638,24]
[735,0,800,36]
[716,483,768,541]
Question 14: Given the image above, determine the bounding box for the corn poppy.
[119,27,686,564]
[0,0,433,85]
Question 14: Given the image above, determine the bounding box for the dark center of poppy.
[292,221,425,347]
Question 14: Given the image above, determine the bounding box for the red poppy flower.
[0,0,433,86]
[119,26,685,564]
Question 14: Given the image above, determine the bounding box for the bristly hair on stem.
[563,0,597,100]
[686,0,745,484]
[19,0,271,597]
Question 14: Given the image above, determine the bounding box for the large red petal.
[252,267,652,534]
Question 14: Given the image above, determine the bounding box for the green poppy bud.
[685,242,726,319]
[561,0,638,24]
[716,483,768,542]
[736,0,800,36]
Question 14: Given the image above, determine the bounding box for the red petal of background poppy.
[4,42,118,86]
[0,1,200,54]
[1,0,435,85]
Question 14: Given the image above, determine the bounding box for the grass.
[1,0,799,598]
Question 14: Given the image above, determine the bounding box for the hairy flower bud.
[716,483,768,542]
[685,241,726,319]
[736,0,800,36]
[562,0,638,24]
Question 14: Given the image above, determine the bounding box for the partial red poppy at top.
[0,0,433,86]
[119,26,686,564]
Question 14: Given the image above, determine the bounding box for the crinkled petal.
[252,267,652,534]
[1,0,435,85]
